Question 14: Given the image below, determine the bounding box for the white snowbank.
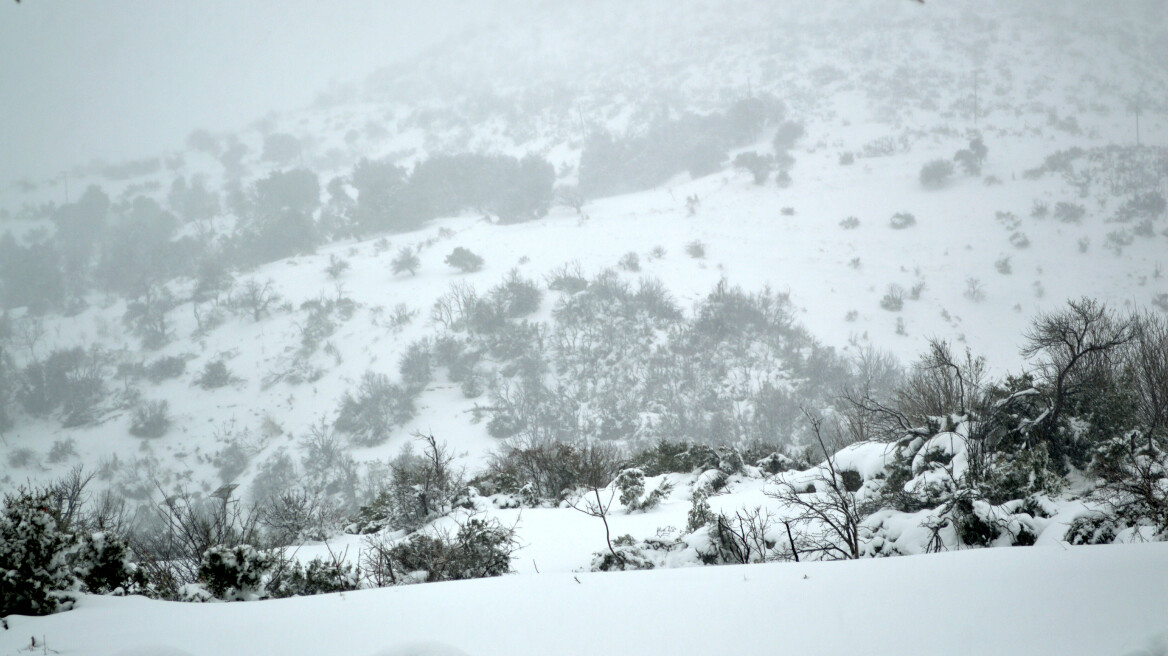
[5,543,1166,656]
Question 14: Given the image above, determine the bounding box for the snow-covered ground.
[4,542,1166,656]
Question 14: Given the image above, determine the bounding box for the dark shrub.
[334,372,416,447]
[196,360,232,389]
[146,355,186,383]
[129,400,171,438]
[919,159,954,189]
[445,247,484,273]
[198,544,275,600]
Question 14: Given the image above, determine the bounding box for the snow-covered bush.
[267,555,360,598]
[0,489,73,616]
[197,544,275,601]
[1,485,140,616]
[363,517,517,585]
[354,433,464,532]
[614,469,674,512]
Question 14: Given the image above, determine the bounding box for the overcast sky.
[0,0,483,186]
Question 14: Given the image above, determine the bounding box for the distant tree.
[554,185,586,215]
[168,175,220,224]
[392,247,420,277]
[243,169,320,264]
[733,151,775,184]
[261,133,301,166]
[954,137,988,175]
[351,157,409,233]
[445,247,484,273]
[919,159,955,189]
[97,196,181,296]
[53,185,110,298]
[772,120,805,152]
[186,128,221,156]
[0,234,64,313]
[218,139,250,180]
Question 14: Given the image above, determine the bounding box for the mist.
[0,0,479,186]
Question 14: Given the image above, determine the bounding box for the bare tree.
[233,279,280,322]
[554,185,586,215]
[895,339,987,425]
[766,411,872,560]
[705,506,779,564]
[1021,298,1133,442]
[130,485,261,596]
[568,486,618,560]
[1126,311,1168,445]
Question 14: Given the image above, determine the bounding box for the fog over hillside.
[1,2,1167,655]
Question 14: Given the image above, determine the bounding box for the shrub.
[1064,513,1119,545]
[880,285,906,312]
[355,433,463,532]
[197,544,275,600]
[145,355,186,383]
[488,270,542,318]
[1053,201,1086,223]
[398,340,433,394]
[325,254,350,279]
[1,484,138,616]
[0,489,72,615]
[919,159,954,189]
[733,151,774,184]
[196,360,233,389]
[47,439,77,464]
[839,216,860,229]
[889,212,916,229]
[964,278,986,303]
[618,252,641,272]
[19,346,108,425]
[839,152,855,166]
[445,247,484,273]
[392,247,420,276]
[545,261,588,294]
[257,488,345,545]
[334,372,416,447]
[363,516,517,584]
[267,556,359,598]
[480,438,623,502]
[772,120,805,152]
[685,241,706,258]
[129,400,171,438]
[614,468,673,512]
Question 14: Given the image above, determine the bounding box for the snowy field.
[4,543,1167,656]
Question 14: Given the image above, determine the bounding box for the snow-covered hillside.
[2,2,1167,649]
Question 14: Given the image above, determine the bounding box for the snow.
[4,543,1166,656]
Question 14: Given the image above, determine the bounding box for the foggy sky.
[0,0,482,187]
